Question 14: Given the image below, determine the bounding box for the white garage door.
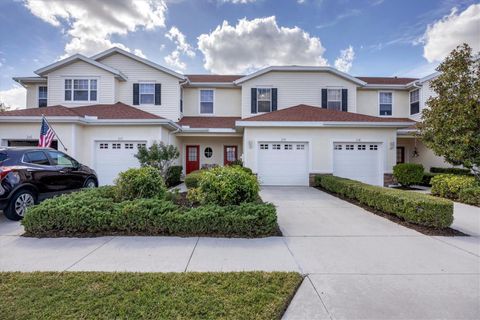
[94,141,146,185]
[257,142,309,186]
[333,143,383,186]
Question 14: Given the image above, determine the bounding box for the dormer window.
[410,89,420,115]
[38,86,47,107]
[257,88,272,113]
[64,79,97,102]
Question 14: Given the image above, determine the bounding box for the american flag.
[38,116,55,148]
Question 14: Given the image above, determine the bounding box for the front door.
[186,145,200,174]
[224,146,238,165]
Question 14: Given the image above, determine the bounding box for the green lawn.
[0,271,302,320]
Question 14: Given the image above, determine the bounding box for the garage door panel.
[333,143,382,186]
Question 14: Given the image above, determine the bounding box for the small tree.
[420,43,480,180]
[0,101,9,112]
[135,142,180,179]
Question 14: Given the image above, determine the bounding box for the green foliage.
[430,167,472,176]
[165,165,183,187]
[430,174,479,200]
[196,166,260,205]
[458,187,480,206]
[420,172,436,187]
[314,175,453,228]
[135,142,180,179]
[115,167,167,201]
[184,170,205,189]
[420,44,480,180]
[393,163,424,186]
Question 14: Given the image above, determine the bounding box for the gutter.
[235,120,416,128]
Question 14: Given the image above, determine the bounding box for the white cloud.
[164,26,195,70]
[220,0,257,3]
[334,46,355,72]
[197,16,327,74]
[133,49,147,59]
[0,86,26,109]
[23,0,167,57]
[422,4,480,63]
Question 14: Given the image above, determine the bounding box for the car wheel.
[4,189,36,221]
[84,178,97,188]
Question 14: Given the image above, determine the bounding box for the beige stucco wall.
[242,127,398,174]
[357,89,410,118]
[397,137,452,170]
[240,71,359,118]
[182,87,241,117]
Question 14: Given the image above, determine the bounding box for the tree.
[0,101,8,112]
[135,142,180,179]
[420,43,480,180]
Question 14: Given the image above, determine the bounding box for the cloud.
[0,86,26,109]
[220,0,257,3]
[422,4,480,62]
[334,46,355,72]
[23,0,167,57]
[316,9,361,29]
[164,26,195,70]
[197,16,327,74]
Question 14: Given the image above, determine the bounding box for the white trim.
[236,120,415,128]
[256,87,272,113]
[186,82,237,88]
[406,72,441,86]
[63,77,99,104]
[378,91,393,117]
[13,77,47,88]
[198,88,215,115]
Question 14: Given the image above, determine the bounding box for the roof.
[234,66,367,86]
[241,104,413,123]
[91,47,185,80]
[178,116,240,129]
[186,75,244,83]
[356,77,418,85]
[0,102,162,120]
[13,76,47,87]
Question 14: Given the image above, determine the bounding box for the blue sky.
[0,0,478,108]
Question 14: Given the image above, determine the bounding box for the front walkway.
[0,187,479,319]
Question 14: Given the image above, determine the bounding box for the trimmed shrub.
[165,165,183,187]
[430,174,479,199]
[184,170,204,189]
[115,166,167,201]
[430,167,472,176]
[458,187,480,206]
[420,172,436,187]
[197,166,260,205]
[393,163,424,186]
[314,175,453,228]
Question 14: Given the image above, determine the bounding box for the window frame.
[199,89,215,115]
[256,87,272,113]
[139,82,156,105]
[64,77,98,103]
[327,88,343,111]
[378,91,393,116]
[409,88,420,115]
[38,86,48,108]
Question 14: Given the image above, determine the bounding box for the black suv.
[0,148,97,220]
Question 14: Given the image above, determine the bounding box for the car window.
[0,152,7,163]
[24,151,50,166]
[47,151,76,168]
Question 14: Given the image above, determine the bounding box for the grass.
[0,271,302,320]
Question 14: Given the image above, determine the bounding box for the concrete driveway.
[0,186,479,319]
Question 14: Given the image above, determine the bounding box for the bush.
[115,167,167,201]
[197,166,260,205]
[431,174,479,199]
[430,167,472,176]
[393,163,424,186]
[458,187,480,206]
[314,175,453,228]
[184,170,204,189]
[165,165,183,187]
[420,172,436,187]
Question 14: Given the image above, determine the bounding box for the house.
[0,47,449,186]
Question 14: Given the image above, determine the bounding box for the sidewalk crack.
[307,274,334,320]
[184,237,199,272]
[63,237,116,272]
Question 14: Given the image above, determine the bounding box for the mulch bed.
[315,187,468,237]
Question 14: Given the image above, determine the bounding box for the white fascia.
[235,120,416,128]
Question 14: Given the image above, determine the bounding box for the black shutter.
[133,83,139,105]
[251,88,257,114]
[155,84,161,105]
[271,88,277,111]
[341,89,348,112]
[321,89,327,108]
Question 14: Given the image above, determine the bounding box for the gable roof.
[35,54,127,81]
[91,47,185,80]
[234,66,367,86]
[178,116,240,129]
[186,75,244,83]
[356,77,418,85]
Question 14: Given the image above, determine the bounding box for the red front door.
[224,146,238,165]
[186,145,200,174]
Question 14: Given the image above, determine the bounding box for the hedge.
[430,167,472,176]
[314,175,453,228]
[430,174,479,200]
[184,170,205,189]
[393,163,424,186]
[165,165,183,187]
[420,172,436,187]
[458,187,480,206]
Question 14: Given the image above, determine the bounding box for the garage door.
[333,143,383,186]
[257,142,309,186]
[94,141,146,185]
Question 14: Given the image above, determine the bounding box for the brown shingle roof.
[356,77,418,85]
[0,102,162,120]
[186,75,244,83]
[242,105,413,123]
[178,116,241,129]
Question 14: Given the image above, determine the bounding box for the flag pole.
[42,114,68,152]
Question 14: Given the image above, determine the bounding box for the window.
[99,143,108,149]
[357,144,366,150]
[112,143,121,149]
[23,151,50,166]
[379,92,393,116]
[47,151,76,168]
[370,145,378,151]
[327,89,342,111]
[284,144,293,150]
[260,144,269,150]
[200,89,214,114]
[334,144,342,150]
[410,89,420,115]
[139,83,155,104]
[272,144,281,150]
[38,86,47,107]
[346,145,354,150]
[125,143,133,149]
[257,88,271,113]
[296,144,305,150]
[65,79,97,102]
[137,143,146,149]
[204,147,213,158]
